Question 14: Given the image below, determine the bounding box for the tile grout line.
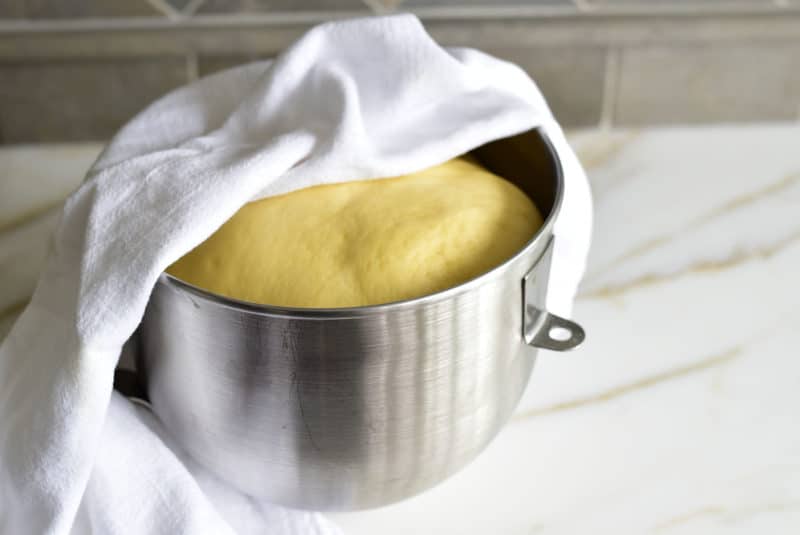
[361,0,403,15]
[182,0,207,17]
[571,0,594,13]
[361,0,393,15]
[599,46,621,130]
[145,0,182,20]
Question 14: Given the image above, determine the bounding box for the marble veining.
[1,125,799,533]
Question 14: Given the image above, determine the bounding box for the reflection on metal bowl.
[136,127,585,511]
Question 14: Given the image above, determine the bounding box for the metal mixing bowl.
[136,127,585,511]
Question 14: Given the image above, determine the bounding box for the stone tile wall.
[0,0,798,142]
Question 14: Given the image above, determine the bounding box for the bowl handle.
[522,237,585,351]
[524,306,585,351]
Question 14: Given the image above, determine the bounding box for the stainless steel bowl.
[136,127,585,511]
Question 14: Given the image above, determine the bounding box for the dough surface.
[167,157,542,308]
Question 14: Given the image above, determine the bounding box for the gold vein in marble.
[654,506,726,532]
[574,130,640,173]
[582,227,800,300]
[576,131,643,198]
[514,347,741,420]
[653,501,800,532]
[586,171,800,287]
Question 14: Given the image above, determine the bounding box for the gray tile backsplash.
[0,0,25,18]
[0,59,187,143]
[0,1,798,141]
[164,0,199,13]
[614,42,800,125]
[198,0,371,13]
[197,54,268,77]
[401,0,572,5]
[485,46,607,127]
[193,0,243,13]
[587,0,773,4]
[4,0,161,18]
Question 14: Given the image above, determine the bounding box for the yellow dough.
[167,157,542,308]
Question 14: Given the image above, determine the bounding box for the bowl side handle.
[522,237,585,351]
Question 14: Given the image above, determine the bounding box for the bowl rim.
[157,126,565,319]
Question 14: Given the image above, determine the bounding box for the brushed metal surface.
[138,127,584,511]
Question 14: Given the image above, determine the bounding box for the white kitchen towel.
[0,14,592,535]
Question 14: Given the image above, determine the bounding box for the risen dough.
[167,157,542,308]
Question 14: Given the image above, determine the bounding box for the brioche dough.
[167,157,542,308]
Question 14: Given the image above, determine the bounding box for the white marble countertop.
[2,124,799,534]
